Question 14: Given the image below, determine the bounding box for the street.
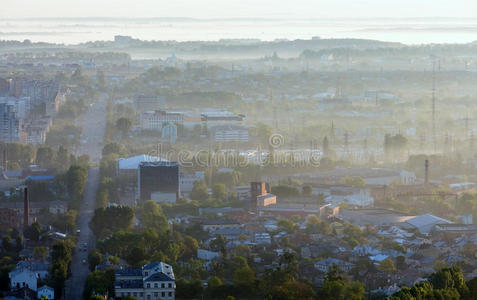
[64,97,107,299]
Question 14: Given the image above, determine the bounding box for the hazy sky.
[2,0,477,19]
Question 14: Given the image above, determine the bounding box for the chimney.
[251,182,267,208]
[424,159,429,185]
[24,187,29,228]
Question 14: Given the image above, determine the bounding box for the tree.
[208,276,223,290]
[378,258,396,273]
[97,70,106,90]
[255,122,273,146]
[36,146,55,168]
[234,244,251,258]
[233,267,255,287]
[190,180,209,202]
[210,234,227,255]
[319,265,365,300]
[83,270,115,300]
[212,184,227,201]
[270,279,315,300]
[306,215,332,235]
[89,206,134,238]
[88,249,103,271]
[51,241,74,298]
[176,278,203,299]
[302,184,313,197]
[277,218,296,233]
[57,145,69,170]
[24,222,42,241]
[340,177,366,187]
[317,193,326,205]
[136,200,169,233]
[182,236,199,259]
[116,117,132,138]
[271,184,300,197]
[2,236,13,251]
[323,136,330,156]
[66,165,88,199]
[33,246,49,260]
[102,142,122,156]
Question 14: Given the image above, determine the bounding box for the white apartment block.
[140,110,183,131]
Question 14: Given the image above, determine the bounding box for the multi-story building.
[114,262,175,300]
[214,125,249,142]
[140,110,183,131]
[0,103,24,143]
[138,161,179,203]
[134,95,166,112]
[200,111,245,136]
[179,171,204,193]
[24,116,52,145]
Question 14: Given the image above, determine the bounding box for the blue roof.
[115,269,142,276]
[26,175,54,181]
[145,272,174,282]
[142,262,161,270]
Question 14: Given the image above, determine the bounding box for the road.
[64,97,107,299]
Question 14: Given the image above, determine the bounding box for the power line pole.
[432,60,437,152]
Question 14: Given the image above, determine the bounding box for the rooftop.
[144,272,174,282]
[118,155,167,170]
[202,218,240,226]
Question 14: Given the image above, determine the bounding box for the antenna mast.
[432,60,437,152]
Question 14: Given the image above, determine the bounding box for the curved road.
[64,96,107,299]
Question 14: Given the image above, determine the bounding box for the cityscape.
[2,1,477,300]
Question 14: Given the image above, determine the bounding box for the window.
[147,295,151,300]
[133,292,138,297]
[154,283,158,288]
[161,292,165,297]
[168,283,172,288]
[140,292,144,297]
[147,283,151,288]
[161,283,165,288]
[154,292,158,297]
[169,292,172,297]
[145,272,149,276]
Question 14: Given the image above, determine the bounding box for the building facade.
[0,103,24,143]
[140,110,183,131]
[138,162,180,203]
[114,262,175,300]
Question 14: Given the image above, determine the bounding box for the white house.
[114,261,175,300]
[314,258,355,273]
[37,285,54,299]
[9,267,37,291]
[15,261,49,280]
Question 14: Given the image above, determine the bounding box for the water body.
[1,18,477,45]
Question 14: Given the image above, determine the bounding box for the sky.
[2,0,477,19]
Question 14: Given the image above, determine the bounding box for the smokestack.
[24,187,29,228]
[424,159,429,185]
